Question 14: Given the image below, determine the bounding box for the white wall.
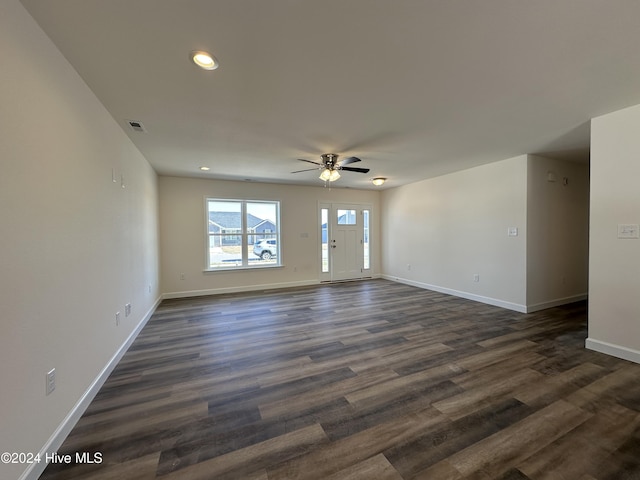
[0,2,160,479]
[380,156,528,311]
[526,155,589,310]
[159,176,381,296]
[588,103,640,363]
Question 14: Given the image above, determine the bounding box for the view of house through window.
[337,209,357,225]
[207,199,280,269]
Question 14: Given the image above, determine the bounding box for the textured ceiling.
[20,0,640,189]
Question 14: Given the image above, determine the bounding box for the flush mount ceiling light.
[190,50,219,70]
[199,166,210,171]
[372,177,386,186]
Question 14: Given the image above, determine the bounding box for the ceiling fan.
[291,153,370,182]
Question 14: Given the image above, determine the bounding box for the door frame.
[319,202,373,282]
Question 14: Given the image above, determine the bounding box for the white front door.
[320,203,370,282]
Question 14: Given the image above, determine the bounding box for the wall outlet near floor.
[473,274,480,283]
[125,303,132,317]
[46,368,56,395]
[407,264,411,271]
[115,311,121,326]
[180,273,185,280]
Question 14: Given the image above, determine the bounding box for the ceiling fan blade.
[291,167,321,173]
[339,156,361,166]
[340,166,370,173]
[297,158,323,166]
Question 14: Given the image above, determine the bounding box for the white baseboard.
[164,275,388,300]
[381,275,528,313]
[382,275,588,314]
[526,294,588,313]
[163,279,321,299]
[586,338,640,365]
[21,296,162,480]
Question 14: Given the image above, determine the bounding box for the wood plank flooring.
[40,279,640,479]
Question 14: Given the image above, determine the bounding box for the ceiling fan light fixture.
[372,177,386,186]
[320,168,340,182]
[191,50,219,70]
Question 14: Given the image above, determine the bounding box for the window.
[321,208,329,273]
[363,209,370,270]
[337,209,357,225]
[207,199,280,269]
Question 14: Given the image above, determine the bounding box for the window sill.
[204,264,284,273]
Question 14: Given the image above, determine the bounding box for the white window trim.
[204,198,281,271]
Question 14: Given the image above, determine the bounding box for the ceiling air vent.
[126,120,146,133]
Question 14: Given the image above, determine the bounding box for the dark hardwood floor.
[40,279,640,479]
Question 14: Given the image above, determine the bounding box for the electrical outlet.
[180,273,185,280]
[407,264,411,271]
[115,311,121,326]
[125,303,132,317]
[473,274,480,283]
[46,368,56,395]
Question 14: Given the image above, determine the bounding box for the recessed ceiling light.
[191,51,219,70]
[199,166,210,171]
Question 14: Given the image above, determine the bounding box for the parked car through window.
[253,239,277,260]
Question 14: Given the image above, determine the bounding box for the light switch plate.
[618,224,639,239]
[46,368,56,395]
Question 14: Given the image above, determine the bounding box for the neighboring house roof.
[321,213,351,229]
[253,218,274,230]
[209,212,275,231]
